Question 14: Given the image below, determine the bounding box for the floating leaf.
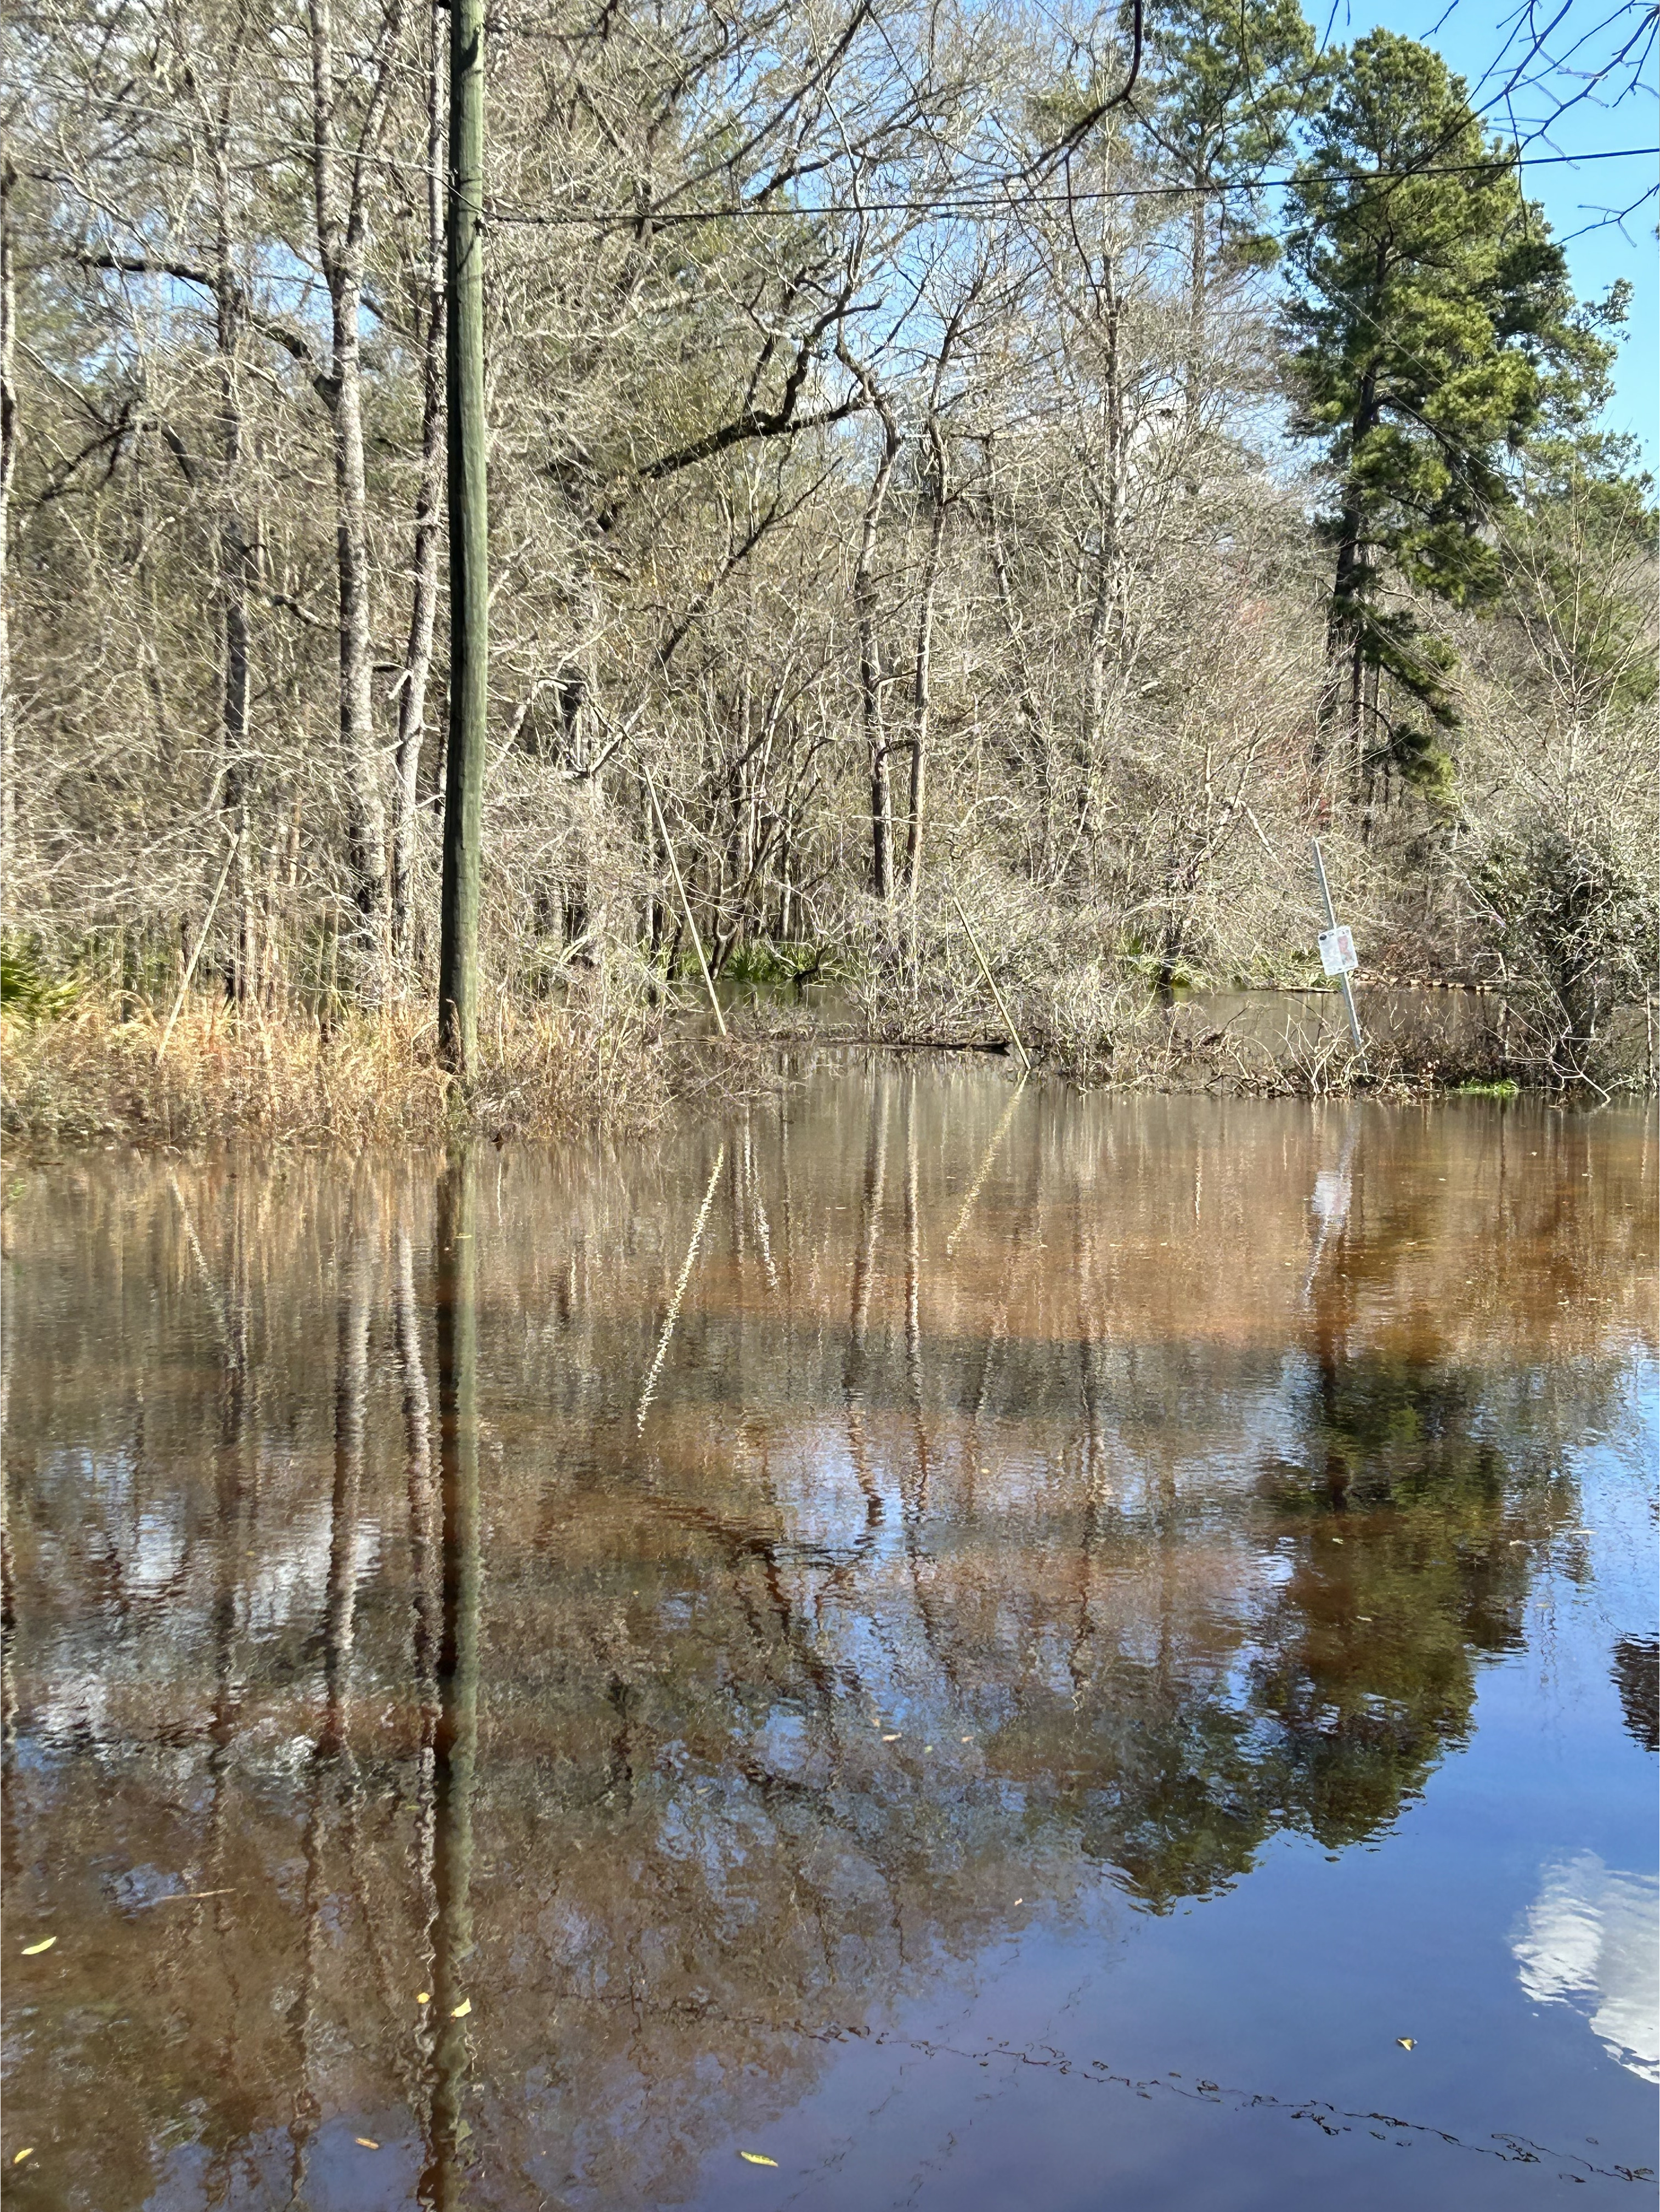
[1396,2037,1416,2051]
[355,2138,380,2150]
[738,2151,779,2167]
[21,1938,55,1956]
[881,1734,900,1742]
[13,2149,33,2165]
[416,1991,431,2005]
[450,1997,472,2019]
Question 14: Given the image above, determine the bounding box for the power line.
[482,143,1660,228]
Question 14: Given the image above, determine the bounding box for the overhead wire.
[479,143,1658,228]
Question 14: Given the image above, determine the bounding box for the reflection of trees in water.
[1612,1638,1658,1754]
[1,1082,1652,2206]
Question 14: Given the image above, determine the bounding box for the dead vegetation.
[1,980,676,1152]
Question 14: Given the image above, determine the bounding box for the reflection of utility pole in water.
[421,1152,481,2211]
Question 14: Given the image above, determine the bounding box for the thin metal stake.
[1311,837,1366,1063]
[642,760,726,1039]
[157,830,241,1064]
[950,890,1031,1073]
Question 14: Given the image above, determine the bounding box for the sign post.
[1311,838,1366,1064]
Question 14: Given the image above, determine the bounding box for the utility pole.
[437,0,487,1073]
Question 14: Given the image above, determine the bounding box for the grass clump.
[1,975,677,1153]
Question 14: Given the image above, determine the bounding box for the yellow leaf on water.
[21,1938,55,1955]
[416,1992,431,2005]
[738,2151,779,2166]
[355,2138,380,2150]
[451,1997,472,2018]
[13,2149,33,2165]
[1396,2037,1416,2051]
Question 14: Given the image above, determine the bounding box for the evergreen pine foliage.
[1283,31,1615,800]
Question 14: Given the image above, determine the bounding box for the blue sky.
[1316,0,1659,467]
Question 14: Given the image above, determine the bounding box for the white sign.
[1318,925,1359,978]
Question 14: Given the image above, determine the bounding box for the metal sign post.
[1311,838,1366,1064]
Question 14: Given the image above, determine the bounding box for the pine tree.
[1137,0,1321,409]
[1284,31,1608,807]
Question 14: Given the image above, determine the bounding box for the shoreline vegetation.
[4,953,1651,1156]
[6,7,1656,1149]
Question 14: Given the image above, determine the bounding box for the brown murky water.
[3,1067,1656,2210]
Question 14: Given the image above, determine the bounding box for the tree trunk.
[983,493,1053,876]
[208,84,256,1002]
[1185,177,1207,426]
[309,0,397,1000]
[849,381,900,912]
[0,157,18,910]
[1079,241,1126,853]
[1318,349,1380,791]
[392,0,449,969]
[905,421,948,917]
[438,0,488,1071]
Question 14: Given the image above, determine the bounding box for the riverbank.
[0,988,679,1154]
[4,976,1650,1155]
[719,973,1654,1101]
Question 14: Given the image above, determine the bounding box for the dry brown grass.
[1,981,681,1152]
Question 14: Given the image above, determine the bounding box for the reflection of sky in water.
[3,1085,1655,2210]
[1514,1854,1659,2083]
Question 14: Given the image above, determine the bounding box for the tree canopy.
[1283,30,1622,804]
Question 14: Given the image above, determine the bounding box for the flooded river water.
[3,1066,1656,2209]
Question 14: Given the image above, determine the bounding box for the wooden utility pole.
[437,0,487,1071]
